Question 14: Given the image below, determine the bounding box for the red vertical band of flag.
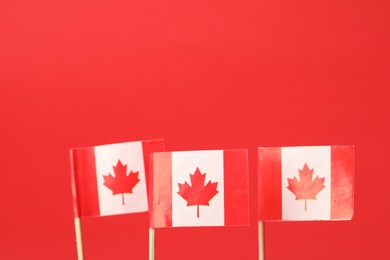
[142,139,165,195]
[331,146,354,219]
[150,152,172,228]
[224,150,249,225]
[70,148,100,218]
[258,147,282,221]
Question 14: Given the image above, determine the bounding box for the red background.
[1,0,389,259]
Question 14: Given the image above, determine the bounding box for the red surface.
[223,150,249,225]
[1,0,389,259]
[331,146,354,219]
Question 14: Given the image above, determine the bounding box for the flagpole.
[74,217,85,260]
[149,228,155,260]
[258,221,265,260]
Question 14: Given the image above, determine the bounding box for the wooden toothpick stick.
[258,221,265,260]
[149,228,155,260]
[74,217,85,260]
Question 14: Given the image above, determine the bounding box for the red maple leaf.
[103,160,140,205]
[287,163,325,211]
[177,167,219,218]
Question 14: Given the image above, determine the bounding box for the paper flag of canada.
[70,139,165,218]
[258,145,354,221]
[150,149,249,228]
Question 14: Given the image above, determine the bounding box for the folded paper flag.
[70,139,165,218]
[258,145,354,221]
[150,149,249,228]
